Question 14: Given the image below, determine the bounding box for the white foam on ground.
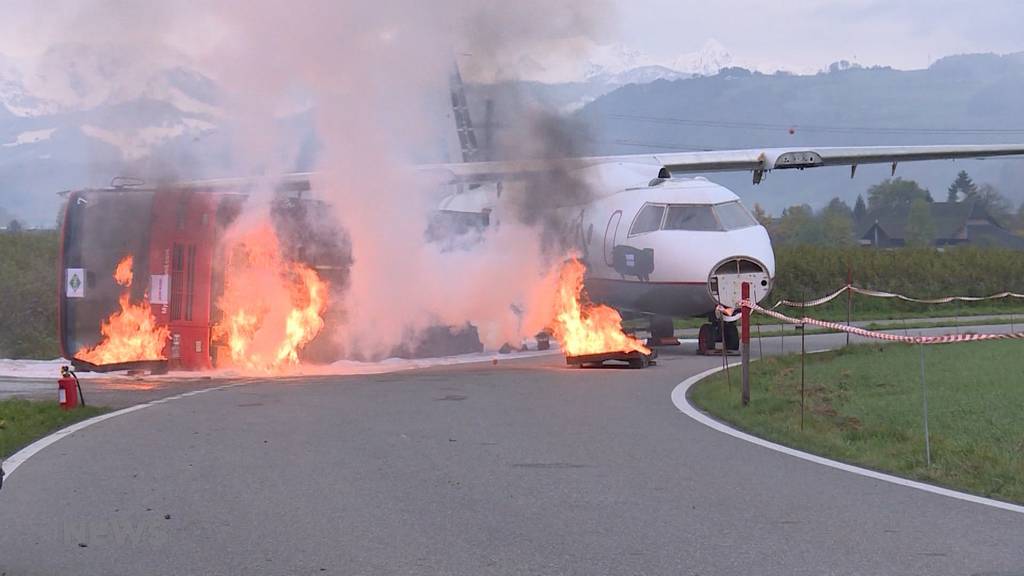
[0,347,561,382]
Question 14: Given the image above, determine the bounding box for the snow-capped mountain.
[0,44,231,224]
[0,39,735,224]
[582,39,733,84]
[671,39,733,77]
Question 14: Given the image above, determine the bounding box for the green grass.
[690,341,1024,504]
[0,399,108,458]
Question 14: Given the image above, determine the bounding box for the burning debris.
[212,223,329,373]
[547,258,653,367]
[76,255,171,365]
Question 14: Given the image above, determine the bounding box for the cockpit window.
[628,201,758,235]
[714,201,758,230]
[663,205,719,231]
[629,203,665,235]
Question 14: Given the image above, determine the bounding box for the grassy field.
[690,341,1024,504]
[0,399,107,458]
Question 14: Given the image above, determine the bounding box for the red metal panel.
[148,190,217,370]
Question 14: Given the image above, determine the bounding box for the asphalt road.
[2,327,1022,575]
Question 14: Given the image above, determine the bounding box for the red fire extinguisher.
[58,366,84,410]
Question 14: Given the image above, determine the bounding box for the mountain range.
[3,44,1024,225]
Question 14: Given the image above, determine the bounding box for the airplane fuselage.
[438,162,776,319]
[572,177,775,317]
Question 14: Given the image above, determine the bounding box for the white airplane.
[424,70,1024,353]
[161,71,1024,356]
[425,144,1024,353]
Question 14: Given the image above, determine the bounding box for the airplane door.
[603,210,622,267]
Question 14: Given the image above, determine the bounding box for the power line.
[611,139,715,151]
[608,113,1024,136]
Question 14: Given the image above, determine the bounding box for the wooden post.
[742,282,751,407]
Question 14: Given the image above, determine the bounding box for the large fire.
[548,258,650,357]
[212,224,328,372]
[76,255,170,364]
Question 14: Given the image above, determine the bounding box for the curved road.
[2,330,1023,575]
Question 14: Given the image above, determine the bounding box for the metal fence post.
[919,338,932,467]
[756,321,763,359]
[721,315,730,390]
[742,282,751,407]
[800,322,806,431]
[780,320,785,354]
[846,265,853,347]
[955,300,961,336]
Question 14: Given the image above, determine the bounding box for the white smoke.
[38,0,617,358]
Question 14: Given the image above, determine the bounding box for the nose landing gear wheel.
[697,321,739,355]
[697,323,714,355]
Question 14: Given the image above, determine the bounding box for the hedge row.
[772,246,1024,315]
[2,233,1023,359]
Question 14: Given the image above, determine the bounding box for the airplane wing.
[423,144,1024,185]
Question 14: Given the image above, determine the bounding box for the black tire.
[697,323,714,355]
[724,321,740,351]
[650,316,675,340]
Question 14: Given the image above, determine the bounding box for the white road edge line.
[671,363,1024,515]
[1,381,247,482]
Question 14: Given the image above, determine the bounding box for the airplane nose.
[708,256,772,306]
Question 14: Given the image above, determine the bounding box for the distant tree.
[853,194,867,223]
[774,204,824,245]
[750,203,771,225]
[947,170,978,202]
[867,178,932,213]
[818,198,855,246]
[904,198,935,247]
[55,201,67,230]
[6,219,22,233]
[822,197,853,219]
[974,183,1013,227]
[1018,201,1024,232]
[821,211,855,246]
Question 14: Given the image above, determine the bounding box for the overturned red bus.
[58,175,349,373]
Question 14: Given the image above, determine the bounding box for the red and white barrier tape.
[773,285,1024,309]
[849,286,1024,305]
[744,300,1024,345]
[770,285,850,309]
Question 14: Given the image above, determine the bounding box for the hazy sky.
[0,1,1022,81]
[611,0,1024,72]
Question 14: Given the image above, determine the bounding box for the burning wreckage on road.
[58,176,352,373]
[58,177,493,374]
[58,176,654,374]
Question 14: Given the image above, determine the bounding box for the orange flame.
[548,258,650,357]
[76,255,170,365]
[212,224,328,372]
[114,255,133,286]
